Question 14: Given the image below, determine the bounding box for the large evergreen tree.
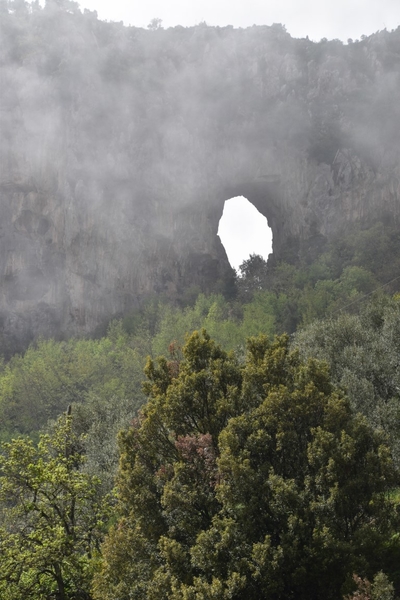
[93,331,399,600]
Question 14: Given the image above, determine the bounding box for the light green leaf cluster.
[0,331,146,436]
[0,414,111,600]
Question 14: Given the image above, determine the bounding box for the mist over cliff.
[0,1,399,349]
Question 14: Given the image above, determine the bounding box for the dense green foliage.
[345,572,396,600]
[93,331,399,600]
[0,258,399,597]
[256,222,400,331]
[0,414,110,600]
[293,296,400,467]
[0,324,146,436]
[1,222,400,493]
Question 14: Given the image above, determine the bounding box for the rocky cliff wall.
[0,5,399,347]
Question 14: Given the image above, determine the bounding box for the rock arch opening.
[217,196,273,271]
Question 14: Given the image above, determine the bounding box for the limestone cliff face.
[0,7,399,347]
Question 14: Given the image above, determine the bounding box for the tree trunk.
[54,563,67,600]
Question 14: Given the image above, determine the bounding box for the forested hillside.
[1,249,400,598]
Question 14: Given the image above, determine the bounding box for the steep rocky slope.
[0,3,399,347]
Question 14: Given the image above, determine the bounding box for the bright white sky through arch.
[218,198,273,272]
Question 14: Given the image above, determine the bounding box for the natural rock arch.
[0,10,399,347]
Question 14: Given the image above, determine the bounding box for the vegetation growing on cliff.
[1,284,400,597]
[1,221,400,465]
[1,289,400,597]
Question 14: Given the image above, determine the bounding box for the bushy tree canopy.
[293,295,400,466]
[93,331,399,600]
[0,414,111,600]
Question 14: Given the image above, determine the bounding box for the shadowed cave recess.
[0,11,400,349]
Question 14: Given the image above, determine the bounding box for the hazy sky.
[77,0,399,270]
[79,0,399,42]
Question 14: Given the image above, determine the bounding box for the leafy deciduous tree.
[0,414,110,600]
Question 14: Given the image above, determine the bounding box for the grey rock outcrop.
[0,8,399,348]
